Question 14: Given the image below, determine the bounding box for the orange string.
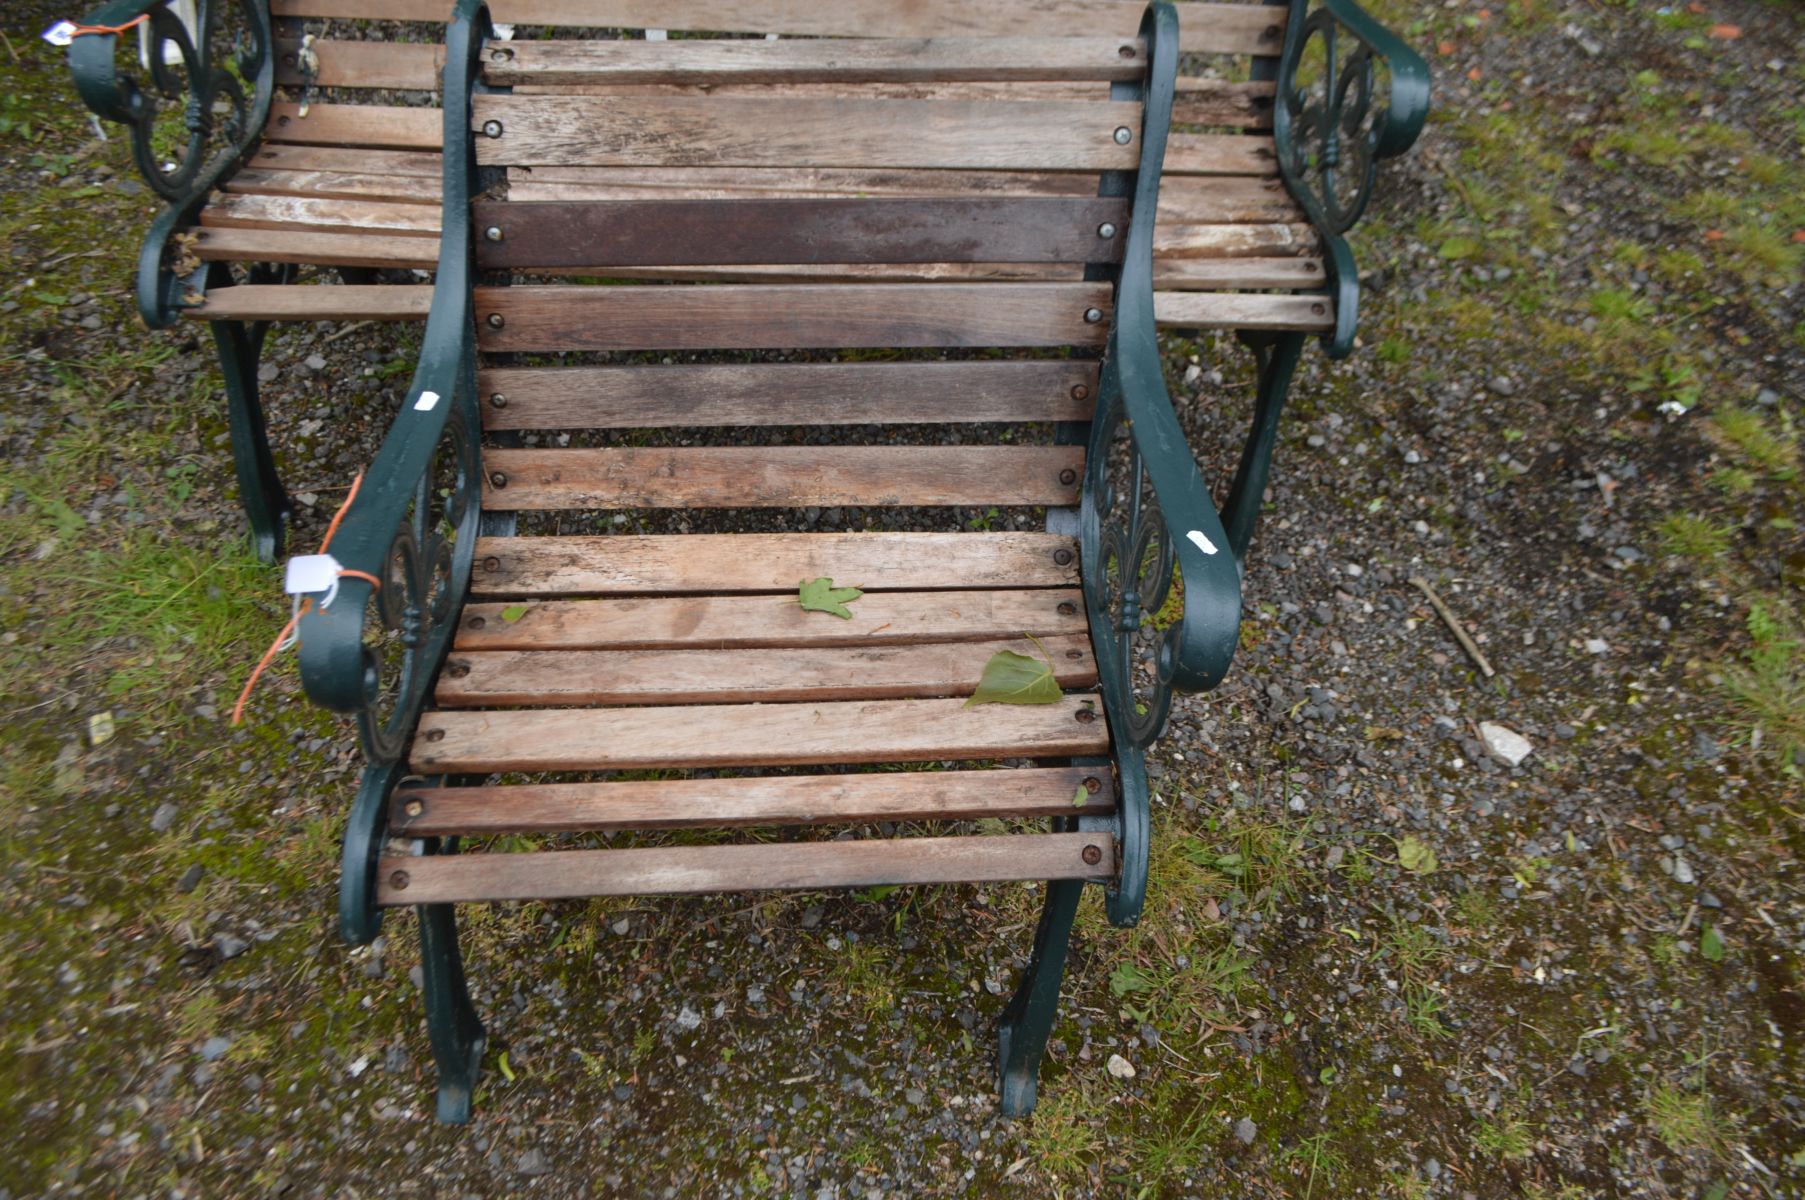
[231,471,377,725]
[67,13,151,36]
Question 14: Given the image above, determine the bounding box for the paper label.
[1186,530,1219,556]
[284,554,342,595]
[42,20,78,46]
[413,389,440,412]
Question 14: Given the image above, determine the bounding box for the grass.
[1473,1110,1536,1160]
[1656,512,1732,563]
[1724,598,1805,770]
[1644,1083,1729,1156]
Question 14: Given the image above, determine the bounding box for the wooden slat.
[266,103,441,150]
[435,633,1097,706]
[478,360,1097,430]
[481,445,1086,510]
[184,285,434,322]
[409,693,1109,772]
[470,532,1081,596]
[391,766,1115,835]
[505,164,1102,199]
[519,263,1086,284]
[455,587,1089,651]
[1173,79,1276,129]
[189,227,440,270]
[1155,221,1317,259]
[1153,291,1335,331]
[1159,176,1300,223]
[375,831,1115,905]
[275,38,444,90]
[483,37,1147,86]
[473,197,1128,268]
[223,168,442,204]
[1156,256,1326,290]
[472,95,1142,170]
[474,283,1110,352]
[1165,133,1279,176]
[250,145,444,177]
[273,0,1286,56]
[200,194,441,237]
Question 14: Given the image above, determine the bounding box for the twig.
[0,29,18,63]
[1408,576,1496,677]
[320,319,375,345]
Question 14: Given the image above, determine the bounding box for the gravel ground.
[2,1,1801,1197]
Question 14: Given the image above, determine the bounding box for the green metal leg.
[210,317,290,563]
[1220,330,1306,562]
[417,855,485,1124]
[997,875,1083,1117]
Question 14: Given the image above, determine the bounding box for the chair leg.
[210,318,290,564]
[417,890,486,1124]
[997,876,1083,1117]
[1220,330,1306,562]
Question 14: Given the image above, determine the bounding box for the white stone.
[1479,722,1534,768]
[1106,1054,1136,1079]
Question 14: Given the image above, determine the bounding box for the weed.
[1402,983,1452,1039]
[1724,598,1804,768]
[1473,1110,1535,1159]
[1022,1080,1104,1185]
[1655,512,1731,562]
[1712,407,1799,478]
[1644,1083,1728,1155]
[1276,1131,1348,1200]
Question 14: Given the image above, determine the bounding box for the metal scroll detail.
[1271,0,1430,357]
[66,0,274,327]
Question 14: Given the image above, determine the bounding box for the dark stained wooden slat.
[474,283,1110,352]
[504,164,1104,198]
[184,285,433,322]
[391,766,1115,835]
[473,197,1128,268]
[190,227,440,270]
[455,587,1089,651]
[1153,291,1335,331]
[481,445,1085,510]
[472,95,1142,171]
[200,194,441,237]
[478,361,1098,430]
[409,694,1109,772]
[434,633,1097,706]
[470,532,1081,596]
[266,103,441,150]
[275,37,444,89]
[250,145,444,177]
[375,832,1115,905]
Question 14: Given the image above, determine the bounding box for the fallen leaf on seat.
[798,576,863,619]
[966,645,1061,706]
[499,604,528,623]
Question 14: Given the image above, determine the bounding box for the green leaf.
[1700,925,1725,962]
[1109,962,1158,997]
[1397,835,1439,874]
[798,576,863,619]
[1073,783,1090,807]
[964,647,1061,706]
[497,1051,516,1082]
[499,604,528,623]
[1437,235,1481,260]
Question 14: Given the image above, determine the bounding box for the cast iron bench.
[66,0,1425,1123]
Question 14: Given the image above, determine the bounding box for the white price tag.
[413,389,441,412]
[42,20,78,46]
[284,553,343,595]
[1185,530,1219,556]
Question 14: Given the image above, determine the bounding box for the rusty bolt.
[468,615,487,630]
[1082,775,1102,793]
[1053,548,1074,566]
[1113,126,1133,145]
[1065,648,1083,660]
[482,119,503,138]
[1263,23,1282,39]
[485,225,503,242]
[1311,302,1326,316]
[1081,844,1103,865]
[389,869,411,890]
[424,728,445,742]
[490,47,512,61]
[448,663,470,678]
[277,115,290,127]
[1097,222,1117,239]
[490,393,508,408]
[483,555,501,572]
[486,313,505,329]
[1118,44,1136,58]
[1070,383,1090,402]
[1057,601,1077,616]
[489,470,508,488]
[282,53,296,66]
[1304,261,1319,272]
[1058,468,1078,486]
[403,798,425,818]
[1075,708,1097,724]
[1083,307,1103,324]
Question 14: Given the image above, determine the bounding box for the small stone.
[1613,545,1643,563]
[1424,1158,1441,1180]
[746,985,765,1004]
[257,363,278,384]
[674,1005,703,1032]
[800,905,824,930]
[1487,376,1517,396]
[1106,1054,1136,1079]
[1672,858,1696,885]
[1478,722,1533,768]
[149,802,179,833]
[515,1149,552,1177]
[905,1087,926,1106]
[177,864,205,893]
[1692,732,1721,761]
[198,1036,232,1062]
[1234,1117,1257,1145]
[1583,638,1609,655]
[215,933,249,960]
[1404,449,1421,465]
[57,962,79,986]
[304,354,329,372]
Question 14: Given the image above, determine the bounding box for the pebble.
[1106,1054,1136,1079]
[515,1149,552,1177]
[1487,376,1517,396]
[674,1005,703,1032]
[304,354,329,372]
[800,905,824,929]
[198,1036,232,1062]
[1478,722,1533,768]
[215,933,249,960]
[149,802,179,833]
[1234,1117,1257,1145]
[1672,858,1696,885]
[1583,638,1609,655]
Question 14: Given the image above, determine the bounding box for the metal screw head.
[490,393,508,408]
[1053,548,1075,566]
[485,225,503,242]
[1070,383,1090,402]
[448,663,470,678]
[1058,468,1078,486]
[1113,126,1133,145]
[482,119,503,138]
[488,471,508,488]
[1082,775,1102,793]
[482,556,501,572]
[1311,302,1326,316]
[1097,222,1117,239]
[1263,23,1282,39]
[388,869,411,890]
[486,313,505,329]
[424,728,445,742]
[490,47,512,61]
[1057,601,1078,616]
[403,798,424,818]
[1081,844,1103,865]
[1075,709,1097,725]
[1118,44,1136,58]
[1083,307,1104,324]
[468,615,487,630]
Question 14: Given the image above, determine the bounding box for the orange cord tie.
[42,14,150,46]
[232,472,379,725]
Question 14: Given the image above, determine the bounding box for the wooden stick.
[1408,576,1496,678]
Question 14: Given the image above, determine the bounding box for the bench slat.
[1157,221,1317,259]
[266,103,441,151]
[480,445,1086,510]
[1165,132,1278,176]
[374,831,1115,905]
[470,532,1080,596]
[472,95,1142,170]
[456,587,1089,651]
[185,285,434,322]
[1156,257,1327,290]
[190,228,440,270]
[1153,291,1335,331]
[478,360,1096,430]
[473,197,1128,268]
[275,37,444,89]
[391,766,1114,835]
[474,282,1110,352]
[410,693,1109,772]
[252,145,444,177]
[435,633,1097,706]
[224,168,443,204]
[200,194,441,237]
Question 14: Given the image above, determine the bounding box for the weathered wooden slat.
[474,283,1110,352]
[1173,78,1276,129]
[275,37,445,90]
[223,168,443,204]
[1153,291,1336,331]
[250,145,444,177]
[477,360,1098,430]
[375,831,1115,905]
[1155,256,1326,290]
[483,37,1147,86]
[455,587,1089,651]
[391,766,1115,835]
[184,285,434,322]
[473,197,1128,268]
[1165,133,1279,176]
[1158,176,1300,224]
[435,633,1097,706]
[274,1,1285,56]
[484,260,1085,284]
[200,194,441,237]
[189,227,440,270]
[266,103,441,150]
[473,95,1142,170]
[409,693,1109,772]
[1155,221,1317,259]
[481,445,1086,510]
[470,532,1081,596]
